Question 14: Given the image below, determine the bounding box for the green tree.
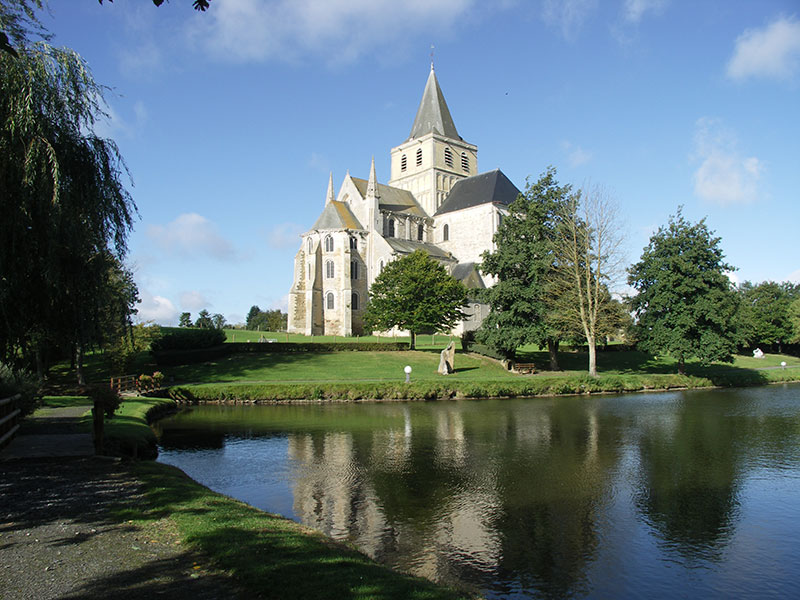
[628,209,738,374]
[179,312,193,328]
[211,313,226,330]
[364,250,467,350]
[736,281,799,352]
[195,309,213,329]
[790,298,800,343]
[478,167,571,366]
[246,305,261,330]
[1,4,137,380]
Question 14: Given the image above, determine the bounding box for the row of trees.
[246,306,287,332]
[179,310,226,330]
[1,1,140,383]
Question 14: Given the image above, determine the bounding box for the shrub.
[0,363,39,417]
[151,328,226,352]
[85,384,122,418]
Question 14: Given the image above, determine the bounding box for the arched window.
[461,152,469,172]
[326,260,334,278]
[350,260,358,280]
[401,154,407,172]
[416,148,423,166]
[351,292,359,311]
[326,292,334,310]
[307,238,312,253]
[379,260,384,273]
[444,147,453,168]
[349,236,357,250]
[324,235,333,252]
[443,224,449,242]
[388,218,395,238]
[417,224,424,241]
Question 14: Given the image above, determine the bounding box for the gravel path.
[0,457,243,600]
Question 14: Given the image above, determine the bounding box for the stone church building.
[287,66,521,337]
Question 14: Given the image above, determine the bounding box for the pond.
[155,384,800,599]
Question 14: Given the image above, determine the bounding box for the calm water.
[155,384,800,599]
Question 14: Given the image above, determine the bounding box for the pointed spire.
[326,172,335,205]
[366,156,380,199]
[408,65,460,141]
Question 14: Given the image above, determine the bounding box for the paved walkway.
[1,406,94,461]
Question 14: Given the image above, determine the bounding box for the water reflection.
[156,385,800,598]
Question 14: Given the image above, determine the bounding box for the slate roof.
[408,67,461,141]
[311,201,363,231]
[451,262,486,289]
[434,169,521,216]
[351,178,427,218]
[384,238,456,261]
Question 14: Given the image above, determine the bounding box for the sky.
[36,0,800,326]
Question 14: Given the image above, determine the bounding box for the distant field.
[221,328,456,350]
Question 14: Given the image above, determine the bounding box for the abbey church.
[287,66,521,337]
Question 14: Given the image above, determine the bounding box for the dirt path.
[0,457,243,600]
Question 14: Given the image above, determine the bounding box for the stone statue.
[438,341,456,375]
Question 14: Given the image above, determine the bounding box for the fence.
[110,375,139,394]
[0,394,21,450]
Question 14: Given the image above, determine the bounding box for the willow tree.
[1,3,137,380]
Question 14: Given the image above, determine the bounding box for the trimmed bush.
[151,328,226,352]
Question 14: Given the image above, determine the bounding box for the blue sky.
[39,0,800,326]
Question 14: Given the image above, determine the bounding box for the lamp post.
[404,365,412,383]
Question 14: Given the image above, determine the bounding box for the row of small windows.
[399,148,468,172]
[383,217,425,241]
[309,235,358,254]
[325,292,360,311]
[323,260,360,279]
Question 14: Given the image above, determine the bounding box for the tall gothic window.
[307,238,312,253]
[416,148,423,166]
[417,224,424,241]
[326,260,334,278]
[444,147,453,168]
[349,236,357,250]
[350,260,358,279]
[324,235,333,252]
[351,292,359,311]
[326,292,334,310]
[443,224,449,242]
[461,152,469,172]
[388,218,395,238]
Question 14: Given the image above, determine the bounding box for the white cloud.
[147,213,238,261]
[691,118,763,206]
[786,269,800,284]
[268,223,305,249]
[561,141,592,167]
[622,0,667,24]
[188,0,479,64]
[542,0,597,41]
[725,271,740,287]
[180,290,211,311]
[136,289,179,324]
[93,100,148,139]
[727,16,800,82]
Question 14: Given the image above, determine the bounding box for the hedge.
[151,328,226,352]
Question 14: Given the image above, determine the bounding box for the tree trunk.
[410,330,416,350]
[547,339,560,371]
[677,356,685,376]
[75,343,85,386]
[92,401,104,455]
[587,334,597,377]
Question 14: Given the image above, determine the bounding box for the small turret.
[366,156,380,199]
[326,171,335,205]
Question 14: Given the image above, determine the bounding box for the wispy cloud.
[691,117,763,206]
[622,0,668,24]
[187,0,481,65]
[268,223,305,249]
[726,16,800,82]
[136,289,179,324]
[93,100,148,139]
[541,0,597,41]
[561,140,593,167]
[787,269,800,284]
[180,290,212,311]
[147,213,238,261]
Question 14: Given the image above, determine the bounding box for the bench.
[515,363,536,374]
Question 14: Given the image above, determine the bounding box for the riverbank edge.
[162,368,800,404]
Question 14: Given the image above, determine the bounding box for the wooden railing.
[0,394,21,450]
[110,375,139,393]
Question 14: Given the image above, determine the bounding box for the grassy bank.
[119,461,472,599]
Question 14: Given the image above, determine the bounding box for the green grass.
[41,395,91,408]
[96,397,176,458]
[117,461,473,599]
[222,328,457,350]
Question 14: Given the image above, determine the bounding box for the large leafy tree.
[364,250,467,350]
[1,1,137,380]
[628,209,738,374]
[478,167,571,365]
[736,281,799,352]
